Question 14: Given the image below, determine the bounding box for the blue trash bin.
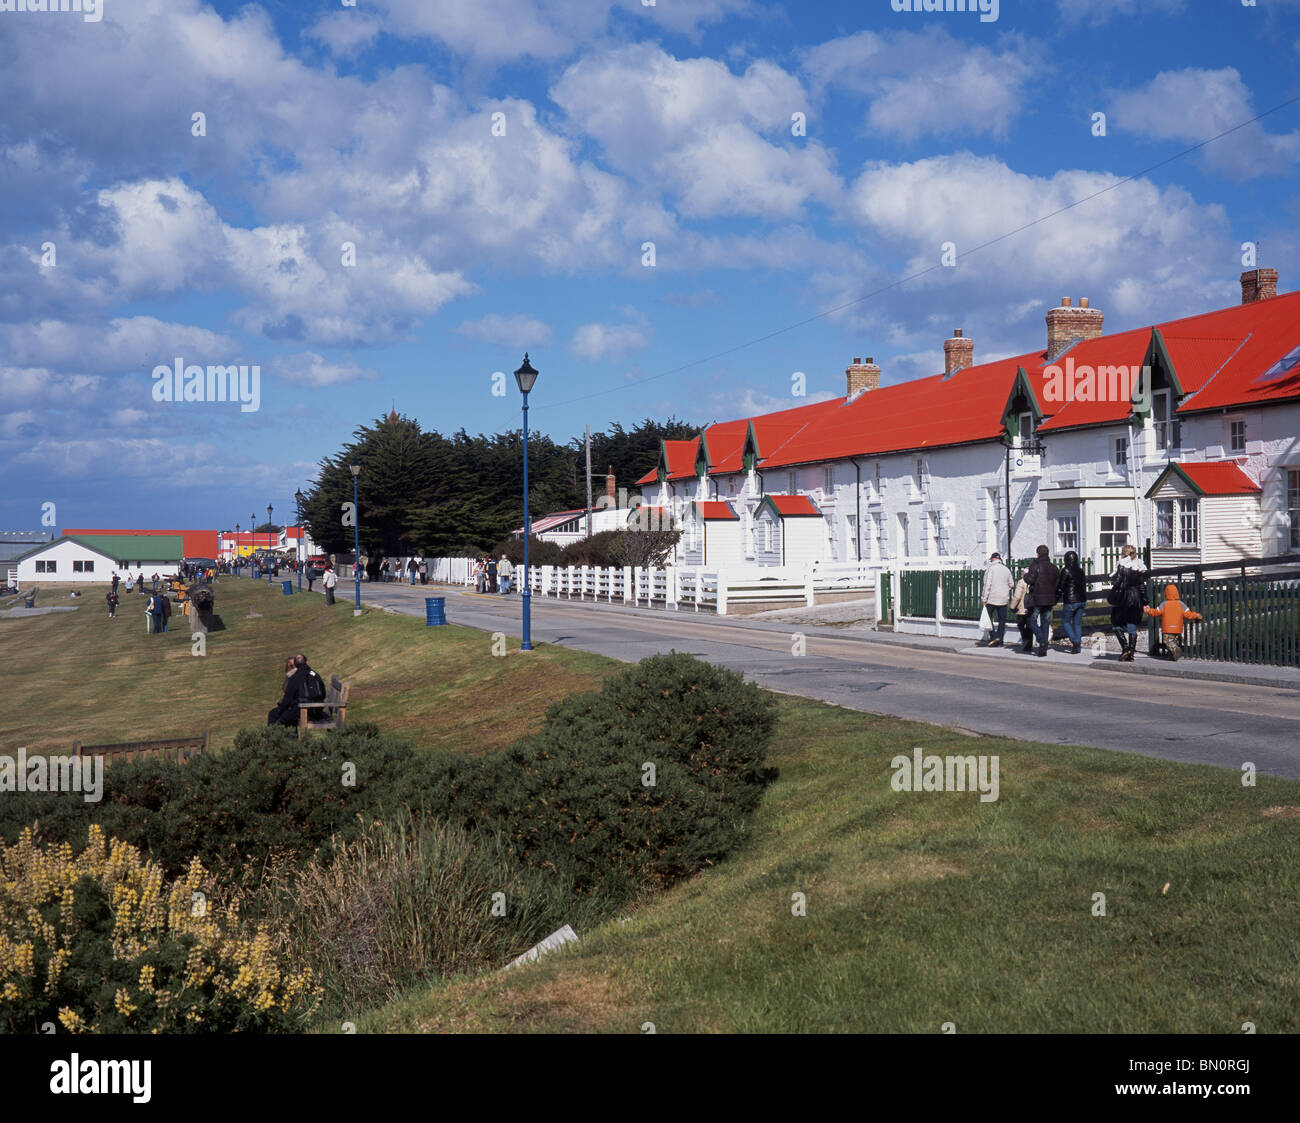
[282,580,293,595]
[425,597,446,626]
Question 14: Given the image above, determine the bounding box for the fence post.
[805,564,815,608]
[717,569,728,616]
[622,565,632,604]
[935,572,945,637]
[695,567,703,612]
[669,566,679,610]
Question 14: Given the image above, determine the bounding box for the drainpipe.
[851,457,864,564]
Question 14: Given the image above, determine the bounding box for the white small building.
[681,501,742,567]
[753,495,825,568]
[14,534,183,585]
[1146,461,1263,568]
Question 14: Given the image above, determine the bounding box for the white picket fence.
[426,558,940,615]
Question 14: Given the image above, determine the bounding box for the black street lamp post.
[514,354,539,652]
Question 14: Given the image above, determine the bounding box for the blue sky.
[2,0,1299,530]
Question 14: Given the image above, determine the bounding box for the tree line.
[301,412,701,559]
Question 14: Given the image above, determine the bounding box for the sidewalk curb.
[1086,659,1300,691]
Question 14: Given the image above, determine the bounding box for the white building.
[637,273,1300,573]
[13,534,183,585]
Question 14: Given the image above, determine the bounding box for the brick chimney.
[1045,297,1104,361]
[943,329,974,376]
[846,356,881,400]
[1240,268,1278,304]
[605,465,616,505]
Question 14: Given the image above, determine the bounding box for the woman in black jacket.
[1109,545,1149,662]
[1056,550,1088,654]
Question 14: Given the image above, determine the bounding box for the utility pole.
[585,424,593,538]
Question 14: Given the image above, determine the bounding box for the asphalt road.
[281,576,1300,780]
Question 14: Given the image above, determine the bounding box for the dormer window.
[1152,390,1181,451]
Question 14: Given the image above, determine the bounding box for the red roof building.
[65,528,219,558]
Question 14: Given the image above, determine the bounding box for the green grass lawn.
[0,577,612,754]
[4,578,1297,1033]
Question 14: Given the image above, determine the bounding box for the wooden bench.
[72,732,210,767]
[299,676,350,732]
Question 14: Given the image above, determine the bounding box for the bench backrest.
[72,733,210,767]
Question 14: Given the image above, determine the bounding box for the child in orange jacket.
[1144,583,1202,660]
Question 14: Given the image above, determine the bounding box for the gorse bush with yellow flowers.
[0,826,319,1033]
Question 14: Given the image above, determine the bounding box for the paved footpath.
[264,576,1300,780]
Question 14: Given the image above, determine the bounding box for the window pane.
[1156,500,1174,547]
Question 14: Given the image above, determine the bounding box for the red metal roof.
[1151,461,1261,497]
[761,494,821,517]
[692,500,738,520]
[631,290,1300,481]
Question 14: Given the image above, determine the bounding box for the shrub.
[0,826,320,1033]
[489,535,564,568]
[558,530,624,568]
[424,653,779,899]
[0,724,435,880]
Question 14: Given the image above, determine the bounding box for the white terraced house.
[635,271,1300,574]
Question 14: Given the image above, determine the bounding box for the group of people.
[981,543,1160,661]
[473,555,514,594]
[357,556,430,584]
[267,653,328,726]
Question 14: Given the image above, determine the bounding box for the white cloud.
[1108,68,1300,179]
[552,45,842,219]
[276,352,380,388]
[801,29,1037,141]
[571,321,652,361]
[0,317,238,374]
[1057,0,1183,20]
[455,314,553,347]
[306,12,382,56]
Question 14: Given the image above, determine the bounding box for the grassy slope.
[362,700,1300,1034]
[4,579,1297,1033]
[0,578,612,754]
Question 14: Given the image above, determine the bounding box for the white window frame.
[845,514,859,561]
[823,466,834,494]
[897,511,910,559]
[1152,389,1181,451]
[1177,497,1199,548]
[1229,418,1247,453]
[1055,514,1079,553]
[1099,514,1130,550]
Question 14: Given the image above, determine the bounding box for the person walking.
[1056,550,1088,654]
[474,557,486,594]
[487,556,498,594]
[980,551,1013,647]
[306,564,316,593]
[151,573,160,593]
[111,572,120,596]
[137,570,147,593]
[106,588,119,619]
[147,591,165,635]
[323,564,337,605]
[498,555,513,595]
[1025,544,1060,657]
[380,559,390,583]
[408,557,418,586]
[1108,544,1150,662]
[1009,567,1033,652]
[160,591,171,633]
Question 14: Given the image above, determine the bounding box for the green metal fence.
[1172,575,1300,668]
[899,570,939,618]
[941,569,984,620]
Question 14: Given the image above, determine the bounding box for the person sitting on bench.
[267,653,326,726]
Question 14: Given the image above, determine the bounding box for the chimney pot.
[1240,267,1279,304]
[846,356,881,400]
[1045,297,1104,361]
[943,329,975,376]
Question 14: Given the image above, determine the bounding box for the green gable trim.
[1145,463,1204,500]
[1001,366,1044,441]
[742,420,758,472]
[695,432,712,478]
[1133,329,1180,422]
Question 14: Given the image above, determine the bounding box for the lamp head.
[513,353,539,394]
[349,463,360,478]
